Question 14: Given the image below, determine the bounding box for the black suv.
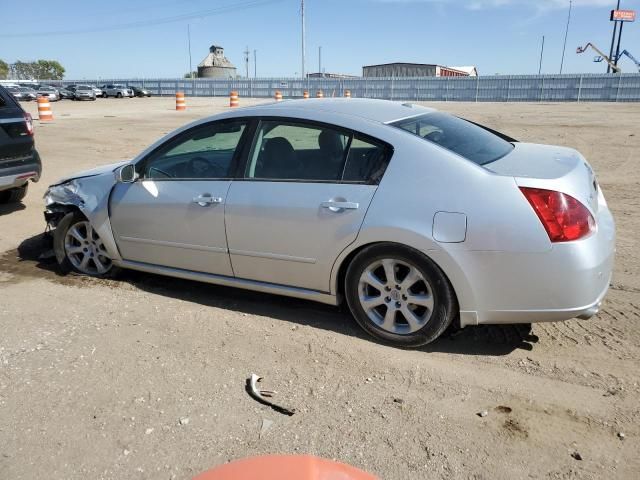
[0,84,42,203]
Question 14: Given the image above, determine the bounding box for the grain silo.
[197,45,237,79]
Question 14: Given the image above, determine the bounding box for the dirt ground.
[1,97,638,480]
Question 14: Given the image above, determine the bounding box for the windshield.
[390,112,514,165]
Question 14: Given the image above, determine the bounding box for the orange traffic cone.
[303,90,309,99]
[316,90,324,98]
[275,91,283,102]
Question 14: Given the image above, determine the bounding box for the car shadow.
[0,201,26,216]
[11,233,538,357]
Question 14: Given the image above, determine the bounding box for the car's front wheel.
[345,244,457,348]
[54,212,114,277]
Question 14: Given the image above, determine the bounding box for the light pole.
[559,0,572,74]
[608,0,621,73]
[538,35,545,74]
[301,0,306,79]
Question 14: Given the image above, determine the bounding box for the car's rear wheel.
[54,212,114,277]
[0,183,28,204]
[345,244,457,348]
[116,92,122,98]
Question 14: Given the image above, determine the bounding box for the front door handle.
[320,201,360,212]
[192,194,223,207]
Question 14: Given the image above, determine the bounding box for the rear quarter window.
[391,112,514,166]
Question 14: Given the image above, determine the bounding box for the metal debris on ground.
[618,432,625,440]
[246,373,295,416]
[571,451,583,461]
[477,410,489,418]
[259,418,274,439]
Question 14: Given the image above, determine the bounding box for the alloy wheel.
[357,258,434,335]
[64,221,112,275]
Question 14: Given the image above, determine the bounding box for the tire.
[345,243,458,348]
[53,211,115,277]
[0,183,28,204]
[116,92,122,98]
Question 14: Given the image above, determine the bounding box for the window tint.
[343,137,389,183]
[247,121,349,181]
[391,112,514,165]
[143,120,246,180]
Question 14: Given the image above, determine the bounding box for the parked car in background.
[42,99,615,348]
[73,85,96,101]
[128,86,152,97]
[6,86,37,102]
[101,84,134,98]
[20,87,38,101]
[0,85,42,204]
[36,86,60,102]
[56,86,75,99]
[90,86,104,98]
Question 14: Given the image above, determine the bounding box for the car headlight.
[44,180,83,206]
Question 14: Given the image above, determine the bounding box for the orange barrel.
[175,92,186,111]
[275,90,283,102]
[345,89,352,98]
[303,90,309,99]
[316,90,324,98]
[230,91,239,108]
[37,97,53,121]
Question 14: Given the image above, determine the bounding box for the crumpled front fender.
[44,173,122,262]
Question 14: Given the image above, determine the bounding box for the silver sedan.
[43,99,615,347]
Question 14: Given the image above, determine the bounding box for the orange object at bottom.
[192,455,378,480]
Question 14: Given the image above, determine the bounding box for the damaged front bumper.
[43,173,123,262]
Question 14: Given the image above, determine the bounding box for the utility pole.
[244,46,250,78]
[614,14,625,69]
[318,46,322,77]
[301,0,306,79]
[538,35,545,74]
[187,24,193,79]
[608,0,621,73]
[559,0,572,74]
[254,49,257,78]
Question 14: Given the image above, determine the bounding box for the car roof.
[238,98,435,124]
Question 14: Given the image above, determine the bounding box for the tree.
[0,60,8,80]
[11,59,65,80]
[34,60,65,80]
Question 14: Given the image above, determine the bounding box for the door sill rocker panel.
[114,259,338,306]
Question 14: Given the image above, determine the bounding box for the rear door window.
[342,137,389,184]
[391,112,514,165]
[246,121,349,181]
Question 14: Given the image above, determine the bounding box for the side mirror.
[117,164,138,183]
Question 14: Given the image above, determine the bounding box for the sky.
[1,0,639,79]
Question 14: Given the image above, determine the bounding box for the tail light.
[23,112,34,136]
[520,187,595,242]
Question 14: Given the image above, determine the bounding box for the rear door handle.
[192,194,223,207]
[320,201,360,212]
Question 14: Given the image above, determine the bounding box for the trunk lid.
[486,142,600,213]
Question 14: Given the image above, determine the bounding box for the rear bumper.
[0,151,42,192]
[458,205,616,327]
